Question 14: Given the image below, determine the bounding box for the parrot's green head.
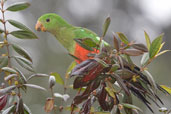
[35,13,70,34]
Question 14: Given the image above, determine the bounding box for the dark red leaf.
[0,94,8,111]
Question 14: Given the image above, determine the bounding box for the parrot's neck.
[52,24,76,54]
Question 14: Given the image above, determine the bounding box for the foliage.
[0,0,170,114]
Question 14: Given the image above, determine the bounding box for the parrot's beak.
[35,21,46,32]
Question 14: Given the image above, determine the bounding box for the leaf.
[141,53,149,66]
[44,98,54,113]
[12,44,32,62]
[74,38,94,51]
[113,35,119,52]
[16,98,24,114]
[2,105,15,114]
[132,43,148,52]
[10,30,38,39]
[122,49,144,56]
[103,16,111,37]
[27,73,49,81]
[0,56,8,68]
[51,72,64,85]
[24,104,32,114]
[15,68,27,84]
[8,20,31,31]
[4,74,18,82]
[0,28,4,33]
[121,103,143,112]
[14,56,34,72]
[0,85,16,96]
[149,33,164,58]
[94,58,109,67]
[0,94,8,111]
[144,70,157,91]
[116,32,129,44]
[155,50,171,58]
[54,93,70,102]
[1,67,17,74]
[65,61,77,79]
[93,112,110,114]
[144,31,151,50]
[23,84,47,91]
[160,85,171,94]
[6,2,30,12]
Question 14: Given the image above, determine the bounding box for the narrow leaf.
[14,56,34,72]
[113,35,119,52]
[2,105,15,114]
[12,44,32,62]
[0,56,8,68]
[155,50,171,58]
[144,70,157,91]
[121,103,143,112]
[116,32,129,44]
[132,43,148,52]
[1,67,17,74]
[4,74,18,81]
[160,85,171,94]
[122,49,144,56]
[103,16,111,37]
[0,85,16,96]
[8,20,30,31]
[141,53,149,66]
[6,2,30,12]
[65,61,77,79]
[74,38,94,51]
[10,30,38,39]
[149,33,164,58]
[27,73,49,81]
[24,104,32,114]
[23,84,47,91]
[51,72,64,85]
[144,31,151,50]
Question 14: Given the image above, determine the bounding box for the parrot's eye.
[46,18,50,22]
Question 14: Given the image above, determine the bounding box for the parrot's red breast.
[74,43,99,64]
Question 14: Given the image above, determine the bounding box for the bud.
[49,76,56,88]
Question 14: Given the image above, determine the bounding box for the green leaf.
[160,85,171,94]
[74,38,94,51]
[8,19,31,32]
[149,33,164,58]
[65,61,77,79]
[51,72,64,85]
[10,30,38,39]
[14,56,34,72]
[0,56,8,68]
[102,16,111,37]
[0,28,4,33]
[94,58,109,67]
[144,31,151,50]
[6,2,30,12]
[1,67,17,74]
[12,44,32,62]
[141,53,149,66]
[116,32,129,44]
[121,103,143,112]
[113,35,119,52]
[144,70,157,91]
[155,50,171,57]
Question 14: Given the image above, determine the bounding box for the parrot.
[35,13,169,113]
[35,13,108,63]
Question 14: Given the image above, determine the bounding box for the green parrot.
[35,13,169,113]
[35,13,108,63]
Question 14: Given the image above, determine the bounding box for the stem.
[1,0,11,67]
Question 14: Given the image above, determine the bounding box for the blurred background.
[0,0,171,113]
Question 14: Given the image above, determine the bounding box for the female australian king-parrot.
[35,13,108,64]
[35,14,169,112]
